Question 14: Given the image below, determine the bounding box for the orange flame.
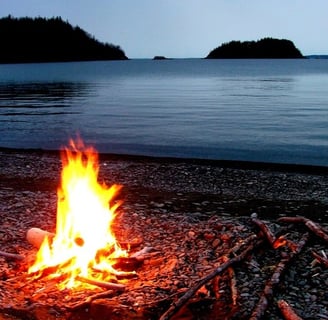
[28,139,127,289]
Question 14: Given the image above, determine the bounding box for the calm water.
[0,59,328,166]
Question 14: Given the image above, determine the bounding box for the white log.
[26,227,55,249]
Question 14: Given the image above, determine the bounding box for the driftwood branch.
[277,299,303,320]
[131,246,155,260]
[251,216,276,245]
[249,233,309,320]
[278,216,328,244]
[251,216,286,249]
[159,235,262,320]
[0,250,24,261]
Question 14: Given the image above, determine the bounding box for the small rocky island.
[206,38,304,59]
[0,16,128,63]
[153,56,168,60]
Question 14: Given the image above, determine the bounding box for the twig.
[76,276,125,291]
[249,233,309,320]
[311,250,328,268]
[277,299,303,320]
[159,235,262,320]
[0,250,24,260]
[278,216,328,244]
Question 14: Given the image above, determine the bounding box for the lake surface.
[0,59,328,166]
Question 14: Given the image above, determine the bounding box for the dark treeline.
[0,16,128,63]
[206,38,304,59]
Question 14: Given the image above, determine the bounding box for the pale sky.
[1,0,327,58]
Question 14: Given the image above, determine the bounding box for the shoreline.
[1,146,328,175]
[1,147,328,223]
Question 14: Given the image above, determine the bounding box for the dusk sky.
[1,0,328,58]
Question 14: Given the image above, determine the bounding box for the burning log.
[249,233,309,320]
[277,299,303,320]
[277,216,328,244]
[26,227,54,249]
[159,234,262,320]
[0,250,24,261]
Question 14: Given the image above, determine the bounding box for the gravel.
[0,148,327,319]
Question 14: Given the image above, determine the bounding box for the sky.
[1,0,328,59]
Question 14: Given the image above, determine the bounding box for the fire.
[28,139,128,289]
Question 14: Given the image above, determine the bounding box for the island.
[153,56,168,60]
[206,38,304,59]
[0,16,128,63]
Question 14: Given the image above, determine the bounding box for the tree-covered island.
[0,16,128,63]
[206,38,304,59]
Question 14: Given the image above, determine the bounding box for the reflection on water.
[0,82,90,115]
[0,81,94,148]
[0,59,328,166]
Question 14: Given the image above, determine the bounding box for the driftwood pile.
[0,214,327,320]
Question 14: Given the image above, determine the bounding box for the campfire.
[0,142,327,319]
[27,139,133,290]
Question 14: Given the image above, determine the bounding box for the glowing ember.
[28,139,128,289]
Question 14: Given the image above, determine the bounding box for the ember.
[27,139,130,289]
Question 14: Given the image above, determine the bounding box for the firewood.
[249,233,309,320]
[277,299,303,320]
[111,256,141,271]
[159,234,262,320]
[26,227,55,249]
[131,246,155,260]
[0,250,24,261]
[75,276,125,291]
[278,216,328,244]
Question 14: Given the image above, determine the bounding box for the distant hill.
[0,16,128,63]
[206,38,304,59]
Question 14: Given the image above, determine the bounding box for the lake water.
[0,59,328,166]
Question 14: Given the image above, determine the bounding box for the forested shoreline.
[0,16,127,63]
